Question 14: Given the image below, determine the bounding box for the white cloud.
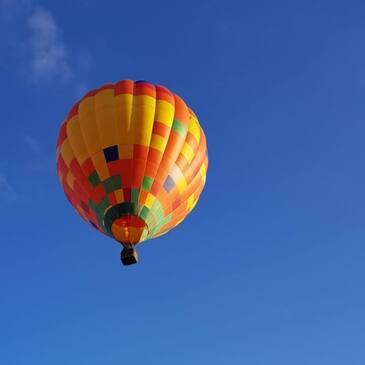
[1,1,90,89]
[27,6,73,82]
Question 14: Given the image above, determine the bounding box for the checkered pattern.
[56,80,208,246]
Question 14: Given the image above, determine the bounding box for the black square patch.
[103,145,119,162]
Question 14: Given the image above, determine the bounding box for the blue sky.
[1,0,365,363]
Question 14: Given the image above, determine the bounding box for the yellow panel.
[66,115,89,165]
[155,100,175,127]
[91,151,110,180]
[135,95,156,107]
[187,194,195,210]
[78,96,102,156]
[60,139,74,166]
[94,89,118,149]
[66,171,75,188]
[145,193,156,209]
[199,162,207,178]
[169,164,187,194]
[150,135,167,152]
[181,143,194,164]
[115,94,133,146]
[176,177,188,194]
[114,188,124,203]
[189,117,201,143]
[118,144,133,159]
[133,96,156,147]
[191,199,199,210]
[140,228,149,242]
[135,128,154,146]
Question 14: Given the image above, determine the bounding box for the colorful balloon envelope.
[56,80,208,265]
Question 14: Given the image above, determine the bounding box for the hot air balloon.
[56,80,208,265]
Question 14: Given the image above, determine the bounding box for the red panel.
[164,131,183,158]
[150,181,161,196]
[107,160,119,176]
[133,145,149,160]
[147,148,163,164]
[132,159,146,188]
[67,101,80,119]
[139,190,148,205]
[108,192,117,206]
[172,197,181,211]
[98,83,114,92]
[152,122,170,138]
[173,95,189,125]
[57,156,68,178]
[134,82,156,98]
[81,158,95,177]
[114,80,134,95]
[84,89,98,97]
[81,179,94,196]
[156,85,175,105]
[123,188,131,202]
[114,215,146,228]
[144,161,160,178]
[56,122,67,149]
[185,132,198,151]
[70,159,85,183]
[108,159,133,186]
[91,184,106,205]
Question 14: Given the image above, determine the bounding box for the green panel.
[96,211,104,224]
[112,175,122,189]
[103,177,114,193]
[142,176,153,191]
[88,199,97,211]
[146,213,157,229]
[88,171,100,187]
[140,206,149,221]
[97,197,110,214]
[172,119,188,137]
[162,213,173,224]
[151,200,164,219]
[131,188,139,203]
[150,213,173,236]
[103,175,122,194]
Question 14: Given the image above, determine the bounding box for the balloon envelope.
[56,80,208,247]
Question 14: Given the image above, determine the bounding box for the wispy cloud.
[0,173,17,202]
[27,6,73,82]
[1,0,89,91]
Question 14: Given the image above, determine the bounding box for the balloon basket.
[121,247,138,266]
